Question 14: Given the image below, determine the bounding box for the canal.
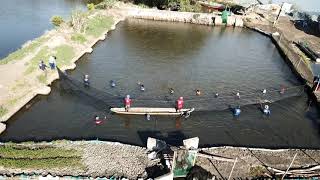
[1,18,320,148]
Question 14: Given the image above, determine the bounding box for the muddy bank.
[0,141,320,178]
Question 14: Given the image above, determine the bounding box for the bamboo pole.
[281,153,298,180]
[197,153,236,163]
[228,157,238,180]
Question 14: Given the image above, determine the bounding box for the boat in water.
[110,107,195,116]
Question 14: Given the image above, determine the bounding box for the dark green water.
[1,19,320,148]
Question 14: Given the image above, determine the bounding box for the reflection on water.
[1,19,320,148]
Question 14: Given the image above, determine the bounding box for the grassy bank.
[0,3,114,120]
[0,36,49,65]
[0,144,83,169]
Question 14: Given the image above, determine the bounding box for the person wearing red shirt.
[124,95,132,112]
[176,97,184,112]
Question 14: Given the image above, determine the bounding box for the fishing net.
[58,68,305,112]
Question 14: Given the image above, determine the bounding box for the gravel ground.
[198,147,320,178]
[1,141,320,179]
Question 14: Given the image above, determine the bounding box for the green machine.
[221,9,229,23]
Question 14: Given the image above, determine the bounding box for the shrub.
[95,0,116,9]
[87,3,95,11]
[51,16,64,27]
[71,10,88,33]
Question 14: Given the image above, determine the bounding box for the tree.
[51,16,64,27]
[87,3,95,11]
[70,10,88,33]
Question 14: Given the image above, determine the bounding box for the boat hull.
[110,107,194,115]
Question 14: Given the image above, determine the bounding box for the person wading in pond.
[169,88,174,94]
[176,96,184,112]
[140,84,145,92]
[124,95,132,112]
[196,89,201,96]
[83,74,90,87]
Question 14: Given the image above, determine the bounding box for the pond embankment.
[0,140,320,178]
[243,12,320,104]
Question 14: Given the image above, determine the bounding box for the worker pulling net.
[58,68,305,112]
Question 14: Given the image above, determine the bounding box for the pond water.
[1,19,320,148]
[0,0,84,59]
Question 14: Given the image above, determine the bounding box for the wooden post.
[228,157,238,180]
[281,153,297,180]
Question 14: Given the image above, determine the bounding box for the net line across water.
[58,68,305,112]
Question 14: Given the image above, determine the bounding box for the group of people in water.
[83,76,289,120]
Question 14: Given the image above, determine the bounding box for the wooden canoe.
[110,107,195,115]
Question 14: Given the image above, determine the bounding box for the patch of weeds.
[0,144,83,169]
[71,33,87,43]
[0,106,8,117]
[24,47,50,75]
[85,15,113,37]
[54,45,75,67]
[249,166,266,178]
[37,74,47,84]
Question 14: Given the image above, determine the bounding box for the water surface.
[0,0,84,59]
[1,19,320,148]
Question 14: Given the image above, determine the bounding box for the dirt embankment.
[243,13,318,85]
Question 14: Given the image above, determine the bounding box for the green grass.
[0,158,82,169]
[0,106,8,117]
[54,45,75,67]
[0,146,79,159]
[71,33,87,44]
[37,74,47,84]
[0,145,83,169]
[85,15,113,37]
[0,36,48,65]
[24,47,50,75]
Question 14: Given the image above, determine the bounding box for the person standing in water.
[169,88,174,94]
[236,92,240,99]
[83,74,90,86]
[196,89,201,96]
[140,84,145,91]
[176,97,184,112]
[124,95,132,112]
